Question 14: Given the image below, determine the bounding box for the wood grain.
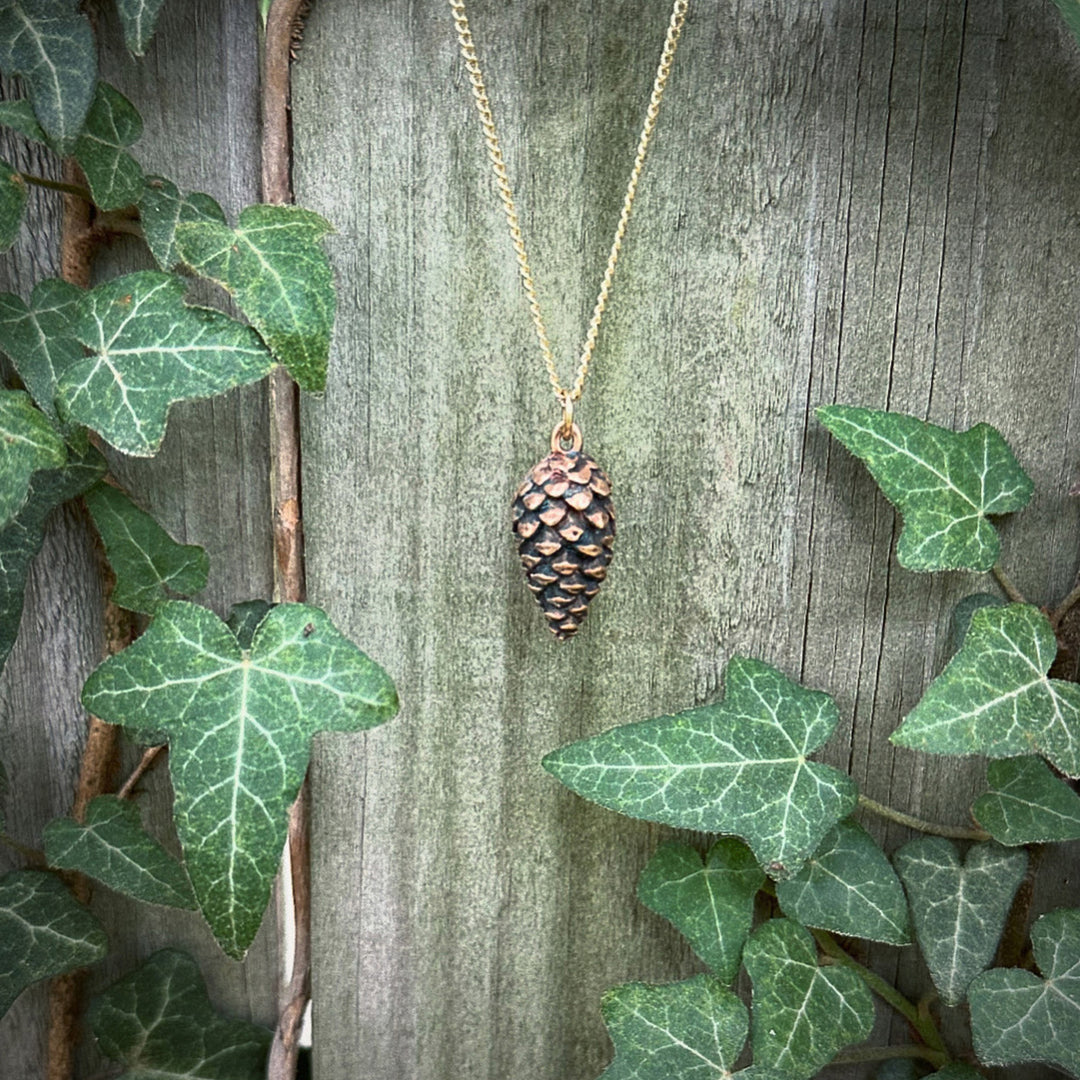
[294,1,1080,1076]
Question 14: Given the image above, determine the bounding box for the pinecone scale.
[512,444,615,639]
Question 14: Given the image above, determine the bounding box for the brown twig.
[46,158,122,1080]
[116,745,167,800]
[263,3,311,1078]
[1051,578,1080,630]
[59,160,95,290]
[269,784,311,1073]
[47,584,134,1080]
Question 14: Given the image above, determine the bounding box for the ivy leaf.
[0,96,46,140]
[948,593,1005,657]
[115,0,168,56]
[57,271,276,457]
[89,949,271,1078]
[775,818,910,945]
[176,204,335,392]
[0,0,96,153]
[72,82,143,210]
[0,446,105,674]
[892,603,1080,777]
[139,176,225,272]
[0,388,66,526]
[82,600,398,958]
[84,482,208,614]
[893,836,1026,1006]
[742,918,874,1079]
[0,158,26,251]
[0,82,142,210]
[969,908,1080,1076]
[543,657,857,878]
[636,839,764,983]
[0,756,8,832]
[0,869,108,1018]
[597,975,748,1080]
[932,1068,986,1080]
[0,278,85,421]
[973,756,1080,845]
[816,405,1032,571]
[43,795,196,909]
[1053,1,1080,47]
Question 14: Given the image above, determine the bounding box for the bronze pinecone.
[511,441,615,640]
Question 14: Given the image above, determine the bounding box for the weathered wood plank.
[295,1,1079,1076]
[0,2,278,1073]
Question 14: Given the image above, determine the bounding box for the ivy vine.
[0,1,397,1076]
[545,407,1080,1078]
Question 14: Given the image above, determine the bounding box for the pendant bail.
[551,421,583,452]
[558,391,575,439]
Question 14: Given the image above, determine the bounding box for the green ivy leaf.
[44,795,196,909]
[892,603,1080,777]
[932,1067,985,1080]
[0,0,96,153]
[597,975,748,1080]
[742,918,874,1079]
[0,158,26,251]
[139,176,225,272]
[82,601,398,958]
[775,818,910,945]
[816,405,1032,571]
[72,82,143,210]
[893,836,1026,1006]
[176,204,335,392]
[0,869,108,1018]
[115,0,168,56]
[84,482,208,613]
[0,446,105,674]
[226,598,274,649]
[0,82,142,210]
[57,271,276,457]
[637,839,764,983]
[543,657,857,878]
[948,593,1006,657]
[89,949,271,1078]
[0,756,8,832]
[0,388,66,526]
[1052,1,1080,47]
[0,278,84,421]
[969,907,1080,1076]
[0,96,46,140]
[973,756,1080,845]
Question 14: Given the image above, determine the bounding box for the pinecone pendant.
[511,423,615,640]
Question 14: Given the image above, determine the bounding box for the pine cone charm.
[511,424,615,640]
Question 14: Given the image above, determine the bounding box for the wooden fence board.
[307,0,1080,1076]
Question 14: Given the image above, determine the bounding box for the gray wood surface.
[295,1,1080,1077]
[0,2,278,1074]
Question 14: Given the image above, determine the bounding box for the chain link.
[449,0,689,415]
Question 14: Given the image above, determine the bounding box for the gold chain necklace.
[450,0,689,639]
